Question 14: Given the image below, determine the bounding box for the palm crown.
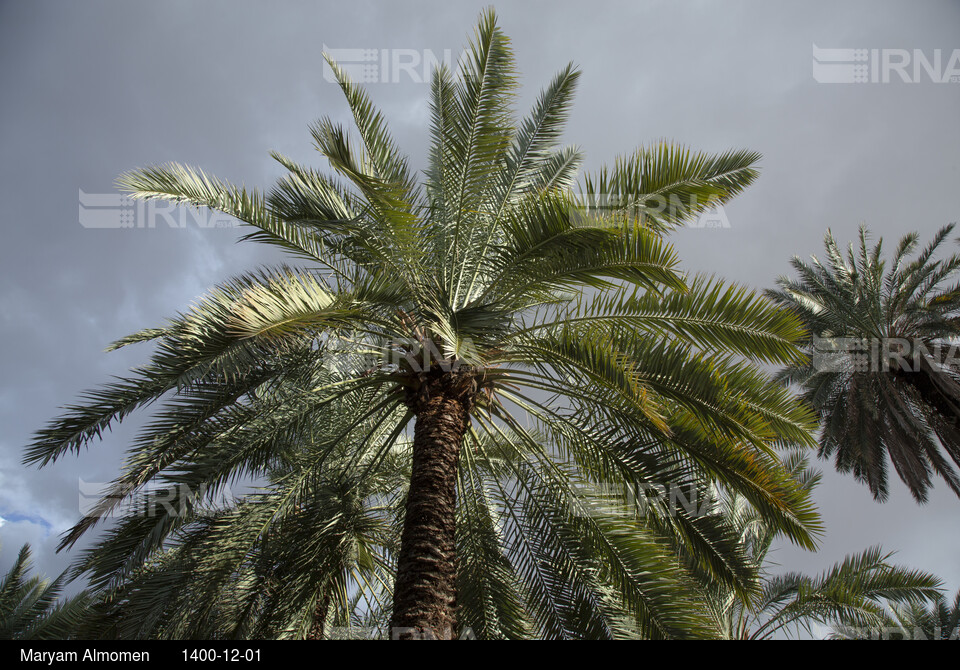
[705,451,941,639]
[831,587,960,640]
[29,10,823,639]
[768,224,960,503]
[0,544,92,640]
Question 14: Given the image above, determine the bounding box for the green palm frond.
[703,450,943,639]
[580,144,760,232]
[831,587,960,640]
[0,544,93,640]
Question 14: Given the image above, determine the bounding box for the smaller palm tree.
[768,224,960,502]
[69,383,404,640]
[831,588,960,640]
[706,451,942,639]
[0,543,92,640]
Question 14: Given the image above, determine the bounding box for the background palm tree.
[831,587,960,640]
[71,387,405,640]
[768,224,960,503]
[0,543,92,640]
[705,451,941,639]
[28,9,823,639]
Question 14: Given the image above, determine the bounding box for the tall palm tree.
[705,451,941,639]
[28,10,822,638]
[0,544,92,640]
[768,225,960,503]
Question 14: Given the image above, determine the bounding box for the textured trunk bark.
[306,591,331,640]
[389,384,469,640]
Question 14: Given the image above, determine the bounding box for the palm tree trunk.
[390,381,470,640]
[306,591,331,640]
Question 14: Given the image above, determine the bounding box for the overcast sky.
[1,0,958,632]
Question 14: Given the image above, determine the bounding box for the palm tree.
[705,451,942,639]
[0,543,92,640]
[28,9,823,638]
[71,388,406,640]
[768,225,960,503]
[831,587,960,639]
